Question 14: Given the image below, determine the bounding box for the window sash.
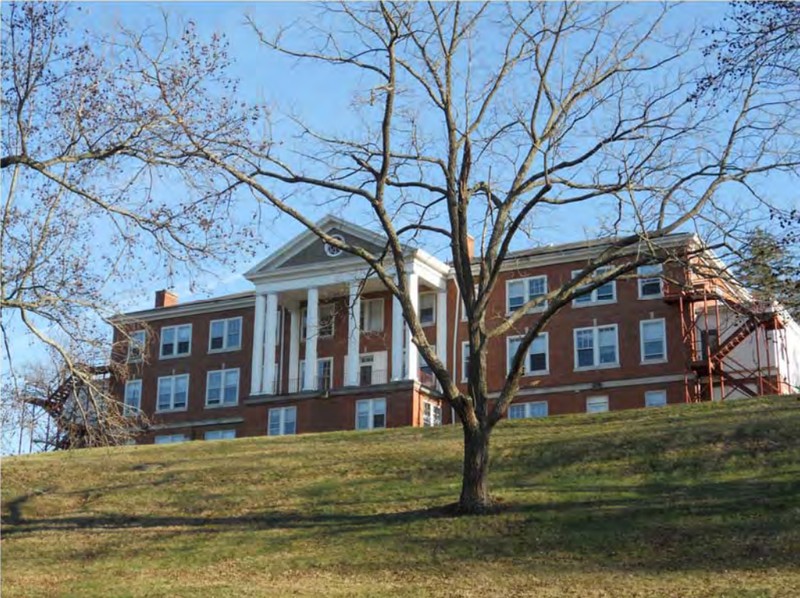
[360,299,384,332]
[586,396,609,413]
[157,375,188,411]
[419,293,436,325]
[423,401,442,427]
[575,326,618,368]
[205,429,236,441]
[507,276,547,313]
[638,265,663,297]
[572,268,616,304]
[128,331,146,361]
[154,434,188,444]
[124,380,142,415]
[356,398,386,430]
[206,369,239,406]
[645,390,667,407]
[269,406,297,436]
[160,325,191,357]
[641,320,666,361]
[509,401,548,419]
[461,342,471,382]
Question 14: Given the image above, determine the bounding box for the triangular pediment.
[245,215,392,278]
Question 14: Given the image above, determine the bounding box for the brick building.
[110,215,800,444]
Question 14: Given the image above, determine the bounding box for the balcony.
[266,367,437,397]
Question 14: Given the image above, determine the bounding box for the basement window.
[356,398,386,430]
[508,401,548,419]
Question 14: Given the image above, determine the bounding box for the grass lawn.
[3,396,800,597]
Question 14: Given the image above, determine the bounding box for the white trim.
[127,330,146,363]
[205,367,240,408]
[571,267,617,307]
[573,324,619,370]
[461,341,471,383]
[506,275,548,314]
[208,316,243,353]
[640,318,667,364]
[159,323,192,359]
[156,373,190,413]
[638,264,664,299]
[506,333,549,377]
[355,397,387,430]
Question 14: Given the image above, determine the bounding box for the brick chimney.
[466,235,475,260]
[154,289,179,308]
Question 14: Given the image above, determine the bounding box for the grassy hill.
[3,397,800,597]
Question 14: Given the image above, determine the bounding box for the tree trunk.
[458,422,493,513]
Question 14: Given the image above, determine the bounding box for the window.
[127,330,146,362]
[419,292,436,326]
[205,368,240,407]
[423,400,442,427]
[508,401,548,419]
[641,319,667,362]
[154,434,188,444]
[586,396,609,413]
[299,358,333,391]
[507,333,549,375]
[209,317,242,352]
[461,341,471,382]
[645,390,667,407]
[360,298,384,332]
[156,374,189,412]
[123,380,142,415]
[574,325,619,369]
[302,305,335,339]
[160,324,191,358]
[572,267,616,305]
[204,429,236,441]
[356,398,386,430]
[506,276,548,313]
[359,354,374,386]
[638,264,663,298]
[268,406,297,436]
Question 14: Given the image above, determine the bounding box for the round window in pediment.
[324,234,346,257]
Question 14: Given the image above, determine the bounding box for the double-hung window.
[509,401,548,419]
[360,298,384,332]
[419,293,436,326]
[204,429,236,441]
[574,325,619,369]
[299,358,333,391]
[423,401,442,427]
[507,333,549,376]
[160,324,191,358]
[127,330,146,362]
[157,374,189,412]
[268,406,297,436]
[302,305,335,339]
[205,368,240,407]
[356,398,386,430]
[507,276,548,313]
[123,380,142,415]
[638,264,663,298]
[640,319,667,363]
[461,342,471,382]
[572,267,616,305]
[209,317,242,352]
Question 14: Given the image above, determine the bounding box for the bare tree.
[154,1,800,512]
[1,3,256,448]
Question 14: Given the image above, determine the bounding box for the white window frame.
[640,318,667,363]
[268,406,297,436]
[204,429,236,441]
[127,330,146,363]
[506,275,548,314]
[506,333,549,376]
[208,317,243,352]
[154,434,188,444]
[574,324,619,370]
[645,389,667,408]
[159,324,192,359]
[461,341,471,383]
[156,374,189,413]
[123,379,142,416]
[355,398,386,430]
[508,401,549,419]
[422,400,442,427]
[205,368,240,408]
[638,264,664,299]
[571,267,617,307]
[586,395,609,413]
[360,298,384,332]
[419,292,436,326]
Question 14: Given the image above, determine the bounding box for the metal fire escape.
[667,281,783,402]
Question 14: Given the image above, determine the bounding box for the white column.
[347,282,361,386]
[262,293,279,394]
[250,293,266,395]
[391,294,404,381]
[436,287,448,371]
[288,308,300,392]
[304,287,319,390]
[406,273,419,380]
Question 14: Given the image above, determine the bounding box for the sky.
[3,1,798,452]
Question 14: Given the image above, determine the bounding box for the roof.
[109,290,255,323]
